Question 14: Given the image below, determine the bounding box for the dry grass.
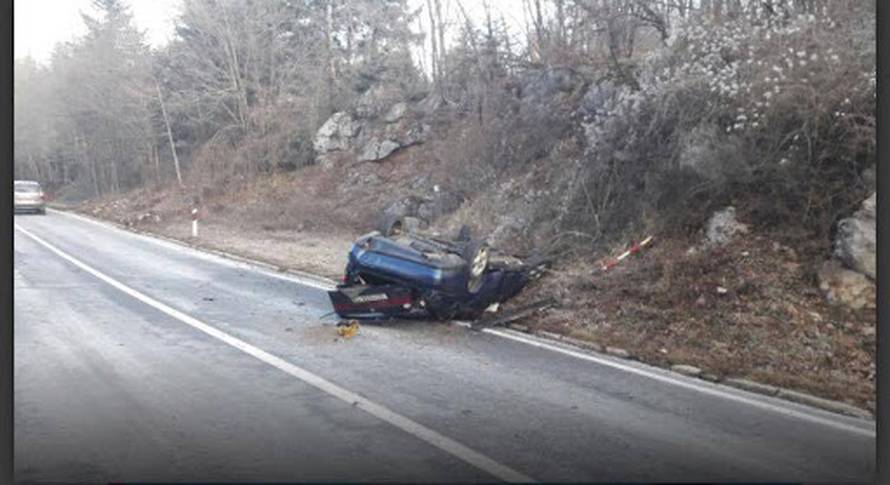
[515,227,876,411]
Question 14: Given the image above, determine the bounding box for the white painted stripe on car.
[480,327,875,438]
[15,224,536,484]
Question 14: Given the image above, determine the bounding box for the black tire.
[428,302,457,321]
[377,213,405,237]
[422,290,457,321]
[461,239,490,294]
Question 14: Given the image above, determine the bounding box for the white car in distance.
[14,180,46,215]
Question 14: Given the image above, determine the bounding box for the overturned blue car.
[328,215,549,321]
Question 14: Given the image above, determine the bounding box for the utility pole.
[154,78,183,188]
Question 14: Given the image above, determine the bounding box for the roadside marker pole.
[191,207,199,238]
[601,235,653,272]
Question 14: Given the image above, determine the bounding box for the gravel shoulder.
[145,219,350,280]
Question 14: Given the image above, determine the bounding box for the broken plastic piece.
[336,320,360,338]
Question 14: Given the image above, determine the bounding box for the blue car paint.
[347,233,470,296]
[356,249,446,288]
[334,232,533,319]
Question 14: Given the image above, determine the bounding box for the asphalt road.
[13,210,876,482]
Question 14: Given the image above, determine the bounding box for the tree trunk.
[555,0,566,48]
[435,0,446,79]
[326,1,337,89]
[152,143,161,186]
[80,136,100,197]
[426,0,439,86]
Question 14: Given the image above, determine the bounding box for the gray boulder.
[359,138,401,162]
[834,192,876,280]
[381,120,428,148]
[355,84,404,120]
[384,102,408,123]
[705,207,749,245]
[314,112,359,166]
[818,260,875,310]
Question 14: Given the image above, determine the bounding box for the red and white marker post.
[600,235,654,272]
[191,207,199,238]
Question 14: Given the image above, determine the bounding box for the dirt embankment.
[71,176,875,413]
[517,227,875,412]
[72,173,356,279]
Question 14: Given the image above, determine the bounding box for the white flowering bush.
[571,2,874,238]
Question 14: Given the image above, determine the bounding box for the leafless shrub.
[562,3,874,243]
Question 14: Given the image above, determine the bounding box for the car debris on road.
[328,215,551,322]
[468,298,558,330]
[336,320,361,339]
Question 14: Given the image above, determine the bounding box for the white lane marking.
[46,209,337,291]
[15,224,535,484]
[481,328,875,438]
[43,209,876,439]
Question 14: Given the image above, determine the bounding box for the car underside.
[328,216,548,321]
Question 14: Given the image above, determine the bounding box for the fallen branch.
[470,297,558,330]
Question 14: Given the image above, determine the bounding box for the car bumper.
[14,202,45,212]
[328,284,424,319]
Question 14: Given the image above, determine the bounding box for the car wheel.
[462,239,490,294]
[377,213,405,237]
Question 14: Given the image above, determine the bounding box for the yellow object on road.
[337,320,360,339]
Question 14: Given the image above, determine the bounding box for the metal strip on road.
[480,327,875,439]
[14,224,536,484]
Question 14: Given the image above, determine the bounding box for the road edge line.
[45,207,876,427]
[479,327,875,437]
[15,223,536,484]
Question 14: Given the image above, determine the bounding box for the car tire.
[377,213,405,237]
[461,239,490,294]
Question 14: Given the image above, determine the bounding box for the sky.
[14,0,181,63]
[14,0,531,66]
